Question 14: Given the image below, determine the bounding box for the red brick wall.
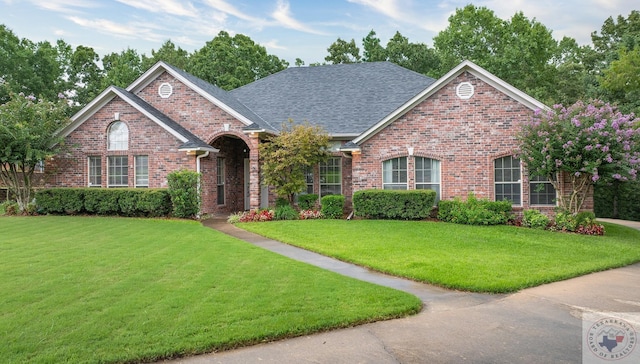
[352,71,574,213]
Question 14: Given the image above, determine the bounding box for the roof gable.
[230,62,436,136]
[127,61,277,133]
[59,86,217,152]
[351,60,550,145]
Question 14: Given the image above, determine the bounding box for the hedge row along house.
[45,60,591,215]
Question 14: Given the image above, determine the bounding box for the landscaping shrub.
[551,210,604,235]
[274,204,299,220]
[321,194,345,219]
[594,180,640,222]
[297,194,318,210]
[275,197,290,208]
[438,193,512,225]
[353,189,436,220]
[238,209,275,222]
[1,201,18,215]
[35,188,172,217]
[522,209,550,230]
[167,170,201,218]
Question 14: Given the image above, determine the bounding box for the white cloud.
[263,39,287,50]
[114,0,199,17]
[202,0,264,23]
[66,16,165,43]
[271,0,326,35]
[29,0,98,12]
[347,0,404,20]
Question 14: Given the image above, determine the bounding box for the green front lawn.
[0,216,420,363]
[239,220,640,293]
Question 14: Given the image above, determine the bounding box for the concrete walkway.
[165,218,640,363]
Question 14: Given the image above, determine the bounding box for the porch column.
[248,133,261,209]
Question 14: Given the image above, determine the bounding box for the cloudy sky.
[1,0,637,65]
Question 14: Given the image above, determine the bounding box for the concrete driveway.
[165,219,640,363]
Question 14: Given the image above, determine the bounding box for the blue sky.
[1,0,637,65]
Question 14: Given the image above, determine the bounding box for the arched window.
[108,121,128,150]
[494,156,521,205]
[415,157,440,202]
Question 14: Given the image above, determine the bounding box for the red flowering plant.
[299,209,323,220]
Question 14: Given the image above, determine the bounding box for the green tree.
[600,47,640,114]
[385,31,439,76]
[66,45,104,112]
[259,121,330,203]
[0,92,70,212]
[362,30,386,62]
[591,10,640,69]
[325,38,361,64]
[100,48,145,89]
[142,40,190,70]
[517,100,640,214]
[189,31,288,90]
[433,5,558,101]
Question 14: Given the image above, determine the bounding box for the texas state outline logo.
[585,314,637,362]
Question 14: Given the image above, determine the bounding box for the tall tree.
[0,91,70,212]
[67,45,104,112]
[142,40,190,70]
[189,31,288,90]
[362,30,386,62]
[100,48,144,89]
[433,5,559,102]
[600,47,640,114]
[591,10,640,69]
[324,38,361,64]
[385,31,439,76]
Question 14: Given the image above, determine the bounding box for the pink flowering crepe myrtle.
[517,100,640,214]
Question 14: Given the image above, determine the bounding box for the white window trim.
[107,155,128,188]
[88,156,102,188]
[494,156,523,206]
[320,157,342,197]
[134,155,149,188]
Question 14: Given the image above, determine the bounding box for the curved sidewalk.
[168,218,640,364]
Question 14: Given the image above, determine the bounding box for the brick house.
[49,60,589,215]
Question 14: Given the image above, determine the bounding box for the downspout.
[196,151,209,217]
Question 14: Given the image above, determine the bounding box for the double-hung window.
[494,156,521,205]
[108,156,128,187]
[415,157,440,202]
[382,157,407,190]
[135,156,148,188]
[305,166,314,194]
[88,156,102,187]
[319,157,341,196]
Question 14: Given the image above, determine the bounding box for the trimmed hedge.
[297,194,319,210]
[35,188,171,217]
[321,194,345,219]
[167,170,201,219]
[438,194,512,225]
[353,189,436,220]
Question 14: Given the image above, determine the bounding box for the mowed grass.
[239,220,640,293]
[0,216,421,364]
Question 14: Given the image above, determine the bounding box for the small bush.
[299,209,323,220]
[321,194,345,219]
[1,201,19,215]
[297,194,319,210]
[274,204,299,220]
[275,197,290,208]
[137,190,171,217]
[552,210,604,235]
[167,170,201,219]
[353,189,436,220]
[522,209,550,230]
[438,193,512,225]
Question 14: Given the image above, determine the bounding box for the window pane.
[108,121,128,150]
[494,156,521,205]
[108,156,128,187]
[88,156,101,187]
[320,157,341,196]
[415,157,440,202]
[530,175,556,205]
[135,156,148,187]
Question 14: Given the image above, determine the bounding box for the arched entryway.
[209,134,250,213]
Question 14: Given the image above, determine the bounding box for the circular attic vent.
[158,82,173,98]
[456,82,474,99]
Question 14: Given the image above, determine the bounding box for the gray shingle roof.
[113,87,215,151]
[230,62,436,135]
[162,63,277,132]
